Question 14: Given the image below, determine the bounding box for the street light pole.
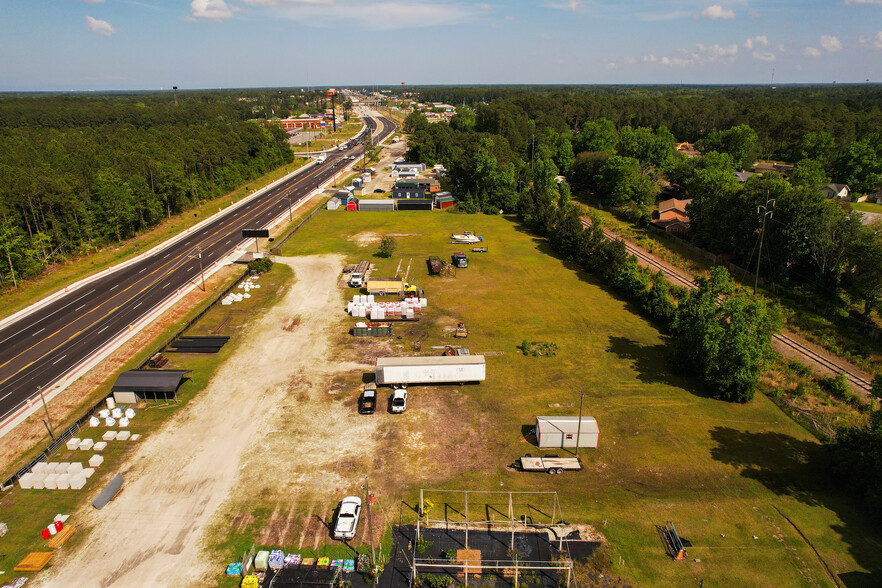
[38,386,55,440]
[198,251,205,292]
[754,194,775,294]
[283,196,292,221]
[575,390,584,456]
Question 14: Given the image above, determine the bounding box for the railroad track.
[581,218,874,394]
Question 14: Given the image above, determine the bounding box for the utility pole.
[363,480,376,573]
[173,86,178,106]
[575,390,584,456]
[38,386,55,440]
[283,196,293,221]
[754,194,775,294]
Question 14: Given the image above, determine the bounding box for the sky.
[1,0,881,91]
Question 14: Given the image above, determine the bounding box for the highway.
[0,112,396,425]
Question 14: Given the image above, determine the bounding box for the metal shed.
[327,196,341,210]
[358,199,395,212]
[535,416,599,449]
[396,199,433,211]
[111,369,192,402]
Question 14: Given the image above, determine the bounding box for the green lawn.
[850,201,882,214]
[274,210,881,587]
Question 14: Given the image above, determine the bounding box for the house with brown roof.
[651,198,693,233]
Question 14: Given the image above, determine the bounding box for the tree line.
[0,93,296,288]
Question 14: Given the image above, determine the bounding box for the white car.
[391,389,407,413]
[333,496,362,540]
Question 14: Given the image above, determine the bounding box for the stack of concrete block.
[89,454,104,468]
[18,473,36,489]
[56,474,70,490]
[117,431,131,441]
[82,467,95,479]
[103,431,117,441]
[79,438,94,451]
[32,474,46,489]
[67,462,83,475]
[93,441,107,451]
[44,473,58,489]
[66,438,81,450]
[57,462,70,473]
[33,462,50,475]
[69,473,86,490]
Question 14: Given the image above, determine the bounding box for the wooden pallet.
[48,525,76,548]
[14,551,53,572]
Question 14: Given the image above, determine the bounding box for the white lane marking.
[52,354,67,365]
[75,304,86,312]
[33,328,45,336]
[163,253,170,258]
[97,324,110,334]
[0,288,95,346]
[139,267,147,273]
[163,282,170,288]
[133,302,142,309]
[110,284,118,291]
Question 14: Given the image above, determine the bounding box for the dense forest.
[0,89,343,289]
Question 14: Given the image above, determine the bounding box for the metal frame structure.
[413,489,573,588]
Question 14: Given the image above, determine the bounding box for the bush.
[377,236,397,258]
[415,537,432,553]
[247,257,273,273]
[820,372,850,400]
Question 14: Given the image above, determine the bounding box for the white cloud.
[257,1,480,30]
[661,43,739,66]
[605,62,617,70]
[505,15,514,20]
[844,0,882,5]
[79,0,106,4]
[752,51,776,61]
[191,0,235,19]
[546,0,581,12]
[748,8,760,18]
[84,15,116,36]
[804,46,822,56]
[743,35,768,49]
[539,32,554,41]
[643,54,658,62]
[699,5,736,19]
[795,64,803,70]
[777,43,787,53]
[859,31,882,49]
[639,10,691,21]
[624,56,637,64]
[820,34,843,52]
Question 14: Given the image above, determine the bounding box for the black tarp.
[168,336,229,353]
[111,370,191,400]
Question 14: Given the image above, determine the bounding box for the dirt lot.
[35,255,364,587]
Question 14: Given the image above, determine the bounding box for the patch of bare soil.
[36,255,353,588]
[0,265,238,479]
[349,232,421,247]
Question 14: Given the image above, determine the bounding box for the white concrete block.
[32,476,46,490]
[78,439,94,451]
[93,441,107,451]
[18,473,34,489]
[130,434,141,441]
[88,454,104,468]
[32,462,50,474]
[43,474,58,490]
[55,474,70,490]
[67,462,83,474]
[66,438,81,450]
[69,475,86,490]
[82,467,95,479]
[103,431,117,441]
[57,462,70,473]
[116,430,131,441]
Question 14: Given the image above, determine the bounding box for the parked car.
[373,188,385,193]
[359,387,376,414]
[333,496,362,540]
[391,389,407,413]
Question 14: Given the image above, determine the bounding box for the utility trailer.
[375,355,485,388]
[516,455,583,474]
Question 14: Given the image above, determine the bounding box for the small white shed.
[327,196,341,210]
[535,416,599,449]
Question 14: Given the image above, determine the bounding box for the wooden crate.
[14,552,53,572]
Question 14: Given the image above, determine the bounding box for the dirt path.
[37,255,347,588]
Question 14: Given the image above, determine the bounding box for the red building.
[275,117,324,131]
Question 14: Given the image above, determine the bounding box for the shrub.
[247,257,273,273]
[820,372,851,400]
[377,235,397,258]
[415,537,432,553]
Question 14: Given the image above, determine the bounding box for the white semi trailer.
[375,356,486,388]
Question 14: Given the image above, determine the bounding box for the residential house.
[651,198,693,233]
[821,183,852,201]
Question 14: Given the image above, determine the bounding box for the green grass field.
[276,210,882,587]
[850,201,882,214]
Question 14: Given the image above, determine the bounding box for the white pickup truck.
[349,272,363,288]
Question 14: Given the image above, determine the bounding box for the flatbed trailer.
[516,455,582,474]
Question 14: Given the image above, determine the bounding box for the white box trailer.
[376,356,485,387]
[536,416,599,449]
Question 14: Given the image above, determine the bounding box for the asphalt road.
[0,113,396,423]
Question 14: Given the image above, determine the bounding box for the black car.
[373,188,385,193]
[358,389,377,414]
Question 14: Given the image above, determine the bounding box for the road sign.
[242,229,269,238]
